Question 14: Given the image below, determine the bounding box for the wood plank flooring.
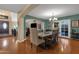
[0,36,79,54]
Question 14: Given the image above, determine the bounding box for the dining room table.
[38,31,53,49]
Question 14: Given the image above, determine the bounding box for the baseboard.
[16,39,26,43]
[0,35,12,38]
[16,38,28,43]
[70,38,79,40]
[58,36,71,39]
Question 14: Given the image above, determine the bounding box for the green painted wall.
[24,15,50,29]
[58,14,79,33]
[58,14,79,20]
[23,15,50,37]
[44,20,51,29]
[23,14,79,37]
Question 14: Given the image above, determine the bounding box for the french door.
[59,20,71,38]
[0,21,9,34]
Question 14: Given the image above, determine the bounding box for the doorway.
[0,21,9,35]
[59,20,71,38]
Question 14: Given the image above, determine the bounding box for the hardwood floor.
[0,36,79,54]
[0,36,17,54]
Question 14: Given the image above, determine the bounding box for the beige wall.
[11,21,18,29]
[10,12,18,29]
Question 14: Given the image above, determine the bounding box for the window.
[3,23,8,29]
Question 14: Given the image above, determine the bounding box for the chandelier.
[49,12,58,21]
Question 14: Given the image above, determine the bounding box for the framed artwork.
[72,20,79,27]
[38,23,41,29]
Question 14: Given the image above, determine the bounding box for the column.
[17,17,25,42]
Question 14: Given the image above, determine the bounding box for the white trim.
[16,38,27,43]
[59,19,71,38]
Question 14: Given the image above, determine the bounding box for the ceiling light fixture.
[49,11,58,21]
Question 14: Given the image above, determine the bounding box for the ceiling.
[0,4,79,20]
[0,4,25,12]
[28,4,79,19]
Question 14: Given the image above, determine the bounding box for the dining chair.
[30,23,45,52]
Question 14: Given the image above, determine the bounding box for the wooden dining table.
[38,31,52,38]
[38,31,53,49]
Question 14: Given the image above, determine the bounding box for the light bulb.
[49,18,52,21]
[53,17,58,21]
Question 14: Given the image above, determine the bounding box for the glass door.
[0,21,9,34]
[59,20,71,38]
[61,24,68,36]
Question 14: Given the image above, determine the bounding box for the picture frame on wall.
[72,20,79,27]
[38,23,41,29]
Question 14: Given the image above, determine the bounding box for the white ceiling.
[0,4,79,20]
[28,4,79,19]
[0,4,25,12]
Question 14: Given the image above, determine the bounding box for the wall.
[25,19,44,30]
[44,20,51,30]
[24,15,51,37]
[58,14,79,33]
[24,15,50,29]
[11,12,18,30]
